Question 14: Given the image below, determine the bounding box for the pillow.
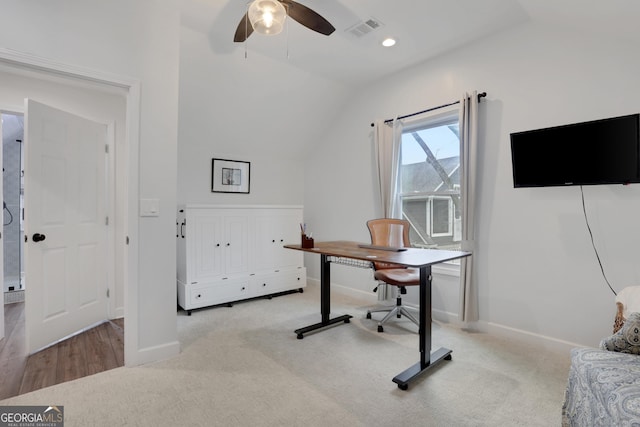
[600,312,640,354]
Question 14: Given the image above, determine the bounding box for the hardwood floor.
[0,302,124,400]
[0,302,26,400]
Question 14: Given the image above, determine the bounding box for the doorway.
[1,101,114,355]
[0,49,138,368]
[0,106,120,399]
[2,113,24,305]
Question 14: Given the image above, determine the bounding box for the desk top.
[284,240,470,268]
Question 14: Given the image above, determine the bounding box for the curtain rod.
[370,92,487,127]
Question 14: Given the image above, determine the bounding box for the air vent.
[346,17,384,38]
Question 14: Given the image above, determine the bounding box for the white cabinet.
[182,210,248,284]
[253,209,303,271]
[177,205,306,314]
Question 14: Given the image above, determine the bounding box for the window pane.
[399,115,461,251]
[403,199,434,248]
[432,198,450,235]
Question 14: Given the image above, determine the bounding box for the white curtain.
[373,118,403,218]
[459,91,479,323]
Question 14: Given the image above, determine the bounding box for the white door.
[24,99,108,354]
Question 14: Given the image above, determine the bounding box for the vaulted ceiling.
[181,0,640,88]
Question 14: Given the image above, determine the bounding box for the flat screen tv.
[510,113,640,188]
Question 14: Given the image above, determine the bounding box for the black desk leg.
[392,265,452,390]
[295,254,352,339]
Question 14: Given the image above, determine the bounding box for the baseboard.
[112,306,124,319]
[475,321,583,355]
[127,340,181,367]
[306,277,581,355]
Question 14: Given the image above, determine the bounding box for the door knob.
[32,233,46,242]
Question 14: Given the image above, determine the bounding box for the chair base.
[367,304,419,332]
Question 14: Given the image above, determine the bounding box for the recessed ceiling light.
[382,38,396,47]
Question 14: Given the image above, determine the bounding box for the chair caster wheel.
[297,334,304,339]
[398,383,408,391]
[366,313,371,319]
[445,354,452,360]
[378,325,384,333]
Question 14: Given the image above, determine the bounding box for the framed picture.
[211,158,250,194]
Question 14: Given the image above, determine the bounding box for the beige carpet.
[0,285,571,426]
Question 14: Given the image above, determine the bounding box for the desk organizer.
[301,234,314,248]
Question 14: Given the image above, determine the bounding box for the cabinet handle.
[242,287,246,291]
[196,294,202,299]
[226,243,231,247]
[262,283,267,287]
[272,239,275,243]
[180,221,185,238]
[216,243,220,247]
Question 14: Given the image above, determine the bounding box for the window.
[430,196,453,236]
[399,110,461,252]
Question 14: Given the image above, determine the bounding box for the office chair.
[365,218,420,332]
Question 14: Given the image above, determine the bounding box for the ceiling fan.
[234,0,335,42]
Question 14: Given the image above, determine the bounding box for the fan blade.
[281,0,335,36]
[233,12,254,42]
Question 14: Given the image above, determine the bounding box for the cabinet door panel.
[253,211,303,271]
[224,215,249,274]
[278,213,304,267]
[188,213,223,283]
[253,215,278,270]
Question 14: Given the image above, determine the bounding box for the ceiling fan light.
[248,0,287,36]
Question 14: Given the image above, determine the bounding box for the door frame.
[0,48,140,366]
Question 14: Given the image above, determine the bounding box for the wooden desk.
[284,240,470,390]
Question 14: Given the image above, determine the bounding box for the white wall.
[304,21,640,349]
[0,0,182,364]
[176,26,351,206]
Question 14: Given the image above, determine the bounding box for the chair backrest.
[366,218,411,271]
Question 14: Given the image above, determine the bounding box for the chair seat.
[366,218,420,333]
[373,268,420,287]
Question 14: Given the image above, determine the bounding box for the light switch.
[140,198,160,217]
